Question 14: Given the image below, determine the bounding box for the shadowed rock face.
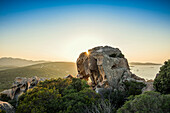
[76,46,145,90]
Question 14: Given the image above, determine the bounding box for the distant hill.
[0,65,19,71]
[0,62,77,92]
[0,57,47,70]
[130,62,162,65]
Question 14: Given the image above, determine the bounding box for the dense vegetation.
[154,60,170,94]
[16,78,146,113]
[0,62,77,92]
[92,81,146,112]
[2,77,170,113]
[0,78,145,113]
[16,78,99,113]
[124,81,146,96]
[117,91,170,113]
[0,109,6,113]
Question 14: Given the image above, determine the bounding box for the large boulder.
[0,101,15,113]
[76,46,145,91]
[0,76,46,100]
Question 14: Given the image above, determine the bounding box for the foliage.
[124,80,146,96]
[90,80,146,113]
[109,54,117,57]
[117,53,124,58]
[109,53,124,58]
[154,60,170,94]
[99,89,128,110]
[16,78,99,113]
[117,91,170,113]
[85,99,116,113]
[0,109,6,113]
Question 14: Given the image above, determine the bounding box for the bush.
[124,81,146,96]
[85,99,116,113]
[90,80,146,113]
[99,89,128,110]
[0,109,6,113]
[117,91,170,113]
[154,60,170,94]
[16,78,99,113]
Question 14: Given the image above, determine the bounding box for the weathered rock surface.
[76,46,145,90]
[142,81,154,92]
[0,76,46,100]
[0,101,15,113]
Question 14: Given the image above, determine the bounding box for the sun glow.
[86,51,89,55]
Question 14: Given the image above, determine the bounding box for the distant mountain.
[0,62,77,91]
[130,62,162,65]
[0,57,47,70]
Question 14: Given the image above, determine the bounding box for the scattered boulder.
[76,46,145,91]
[0,76,46,100]
[0,101,15,113]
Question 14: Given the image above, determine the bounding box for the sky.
[0,0,170,63]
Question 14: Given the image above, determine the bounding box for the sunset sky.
[0,0,170,63]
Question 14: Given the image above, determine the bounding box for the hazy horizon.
[0,56,164,64]
[0,0,170,63]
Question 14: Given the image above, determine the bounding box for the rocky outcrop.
[0,101,15,113]
[0,76,46,100]
[76,46,145,91]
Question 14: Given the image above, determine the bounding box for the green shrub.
[16,78,99,113]
[85,99,116,113]
[117,53,124,58]
[117,91,170,113]
[124,80,146,96]
[94,80,146,112]
[109,53,124,58]
[99,90,128,110]
[0,109,6,113]
[154,60,170,94]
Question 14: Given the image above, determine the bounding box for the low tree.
[154,60,170,94]
[117,91,170,113]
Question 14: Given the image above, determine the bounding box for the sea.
[130,65,162,80]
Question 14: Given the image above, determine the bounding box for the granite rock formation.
[76,46,145,91]
[1,76,46,100]
[0,101,15,113]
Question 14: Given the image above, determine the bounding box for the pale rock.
[76,46,145,90]
[0,101,15,113]
[0,76,46,101]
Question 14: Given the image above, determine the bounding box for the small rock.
[0,101,15,113]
